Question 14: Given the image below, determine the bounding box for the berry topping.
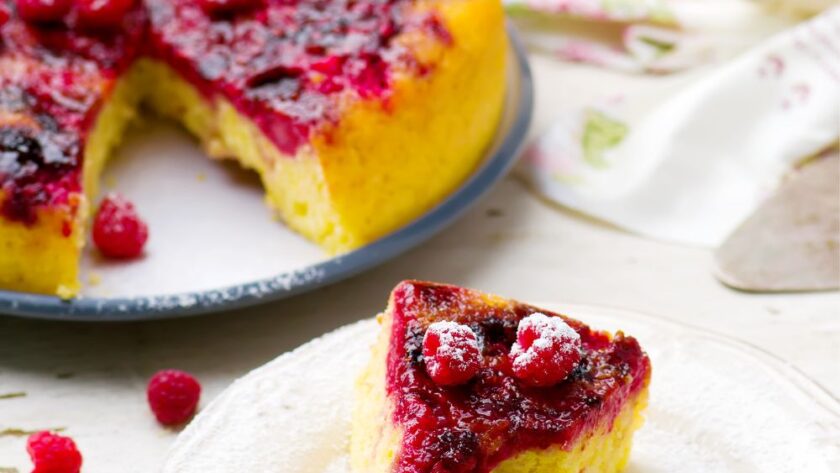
[92,193,148,259]
[310,56,345,77]
[422,321,483,386]
[510,313,582,387]
[26,431,83,473]
[147,369,202,426]
[74,0,135,28]
[198,0,261,15]
[388,282,652,473]
[0,3,10,26]
[15,0,72,23]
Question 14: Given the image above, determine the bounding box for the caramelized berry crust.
[387,281,651,473]
[145,0,450,154]
[0,0,451,225]
[0,1,144,223]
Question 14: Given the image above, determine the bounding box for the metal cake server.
[715,152,839,293]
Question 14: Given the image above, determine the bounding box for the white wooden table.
[1,55,838,473]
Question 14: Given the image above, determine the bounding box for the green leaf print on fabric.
[582,109,629,168]
[601,0,676,25]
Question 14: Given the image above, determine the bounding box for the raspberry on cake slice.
[352,281,652,473]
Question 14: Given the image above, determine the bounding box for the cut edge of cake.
[0,0,507,297]
[0,71,141,297]
[137,0,507,254]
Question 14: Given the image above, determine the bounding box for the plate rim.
[0,25,535,322]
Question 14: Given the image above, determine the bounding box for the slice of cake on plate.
[0,0,507,296]
[352,281,651,473]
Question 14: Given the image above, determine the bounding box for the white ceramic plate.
[0,28,534,321]
[162,304,840,472]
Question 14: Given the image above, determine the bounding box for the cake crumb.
[105,176,118,190]
[88,273,102,286]
[196,173,207,182]
[56,285,75,300]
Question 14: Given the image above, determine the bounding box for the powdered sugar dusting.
[510,312,581,369]
[425,321,481,370]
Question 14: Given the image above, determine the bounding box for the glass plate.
[163,304,840,472]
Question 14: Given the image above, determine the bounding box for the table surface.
[1,55,839,473]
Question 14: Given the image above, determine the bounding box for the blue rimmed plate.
[0,26,534,321]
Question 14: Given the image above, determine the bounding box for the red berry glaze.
[0,3,10,26]
[198,0,261,14]
[510,312,582,387]
[15,0,72,23]
[26,431,83,473]
[74,0,135,28]
[422,321,482,386]
[388,282,651,472]
[147,369,202,426]
[92,193,148,259]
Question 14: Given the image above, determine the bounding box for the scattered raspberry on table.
[147,369,202,426]
[92,193,149,259]
[26,431,83,473]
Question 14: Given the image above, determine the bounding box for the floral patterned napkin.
[515,1,840,246]
[506,0,835,72]
[506,0,688,73]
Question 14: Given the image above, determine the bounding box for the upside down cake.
[0,0,507,297]
[352,281,651,473]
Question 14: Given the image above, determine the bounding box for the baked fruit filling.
[0,0,507,296]
[352,281,652,473]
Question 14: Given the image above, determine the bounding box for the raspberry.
[74,0,134,28]
[0,3,10,26]
[92,193,148,259]
[510,313,582,387]
[15,0,72,23]
[26,431,83,473]
[147,369,202,426]
[311,56,345,76]
[199,0,261,14]
[422,321,482,386]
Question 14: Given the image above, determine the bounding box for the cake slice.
[0,6,146,297]
[0,0,506,297]
[352,281,651,473]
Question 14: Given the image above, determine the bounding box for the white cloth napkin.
[518,5,840,246]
